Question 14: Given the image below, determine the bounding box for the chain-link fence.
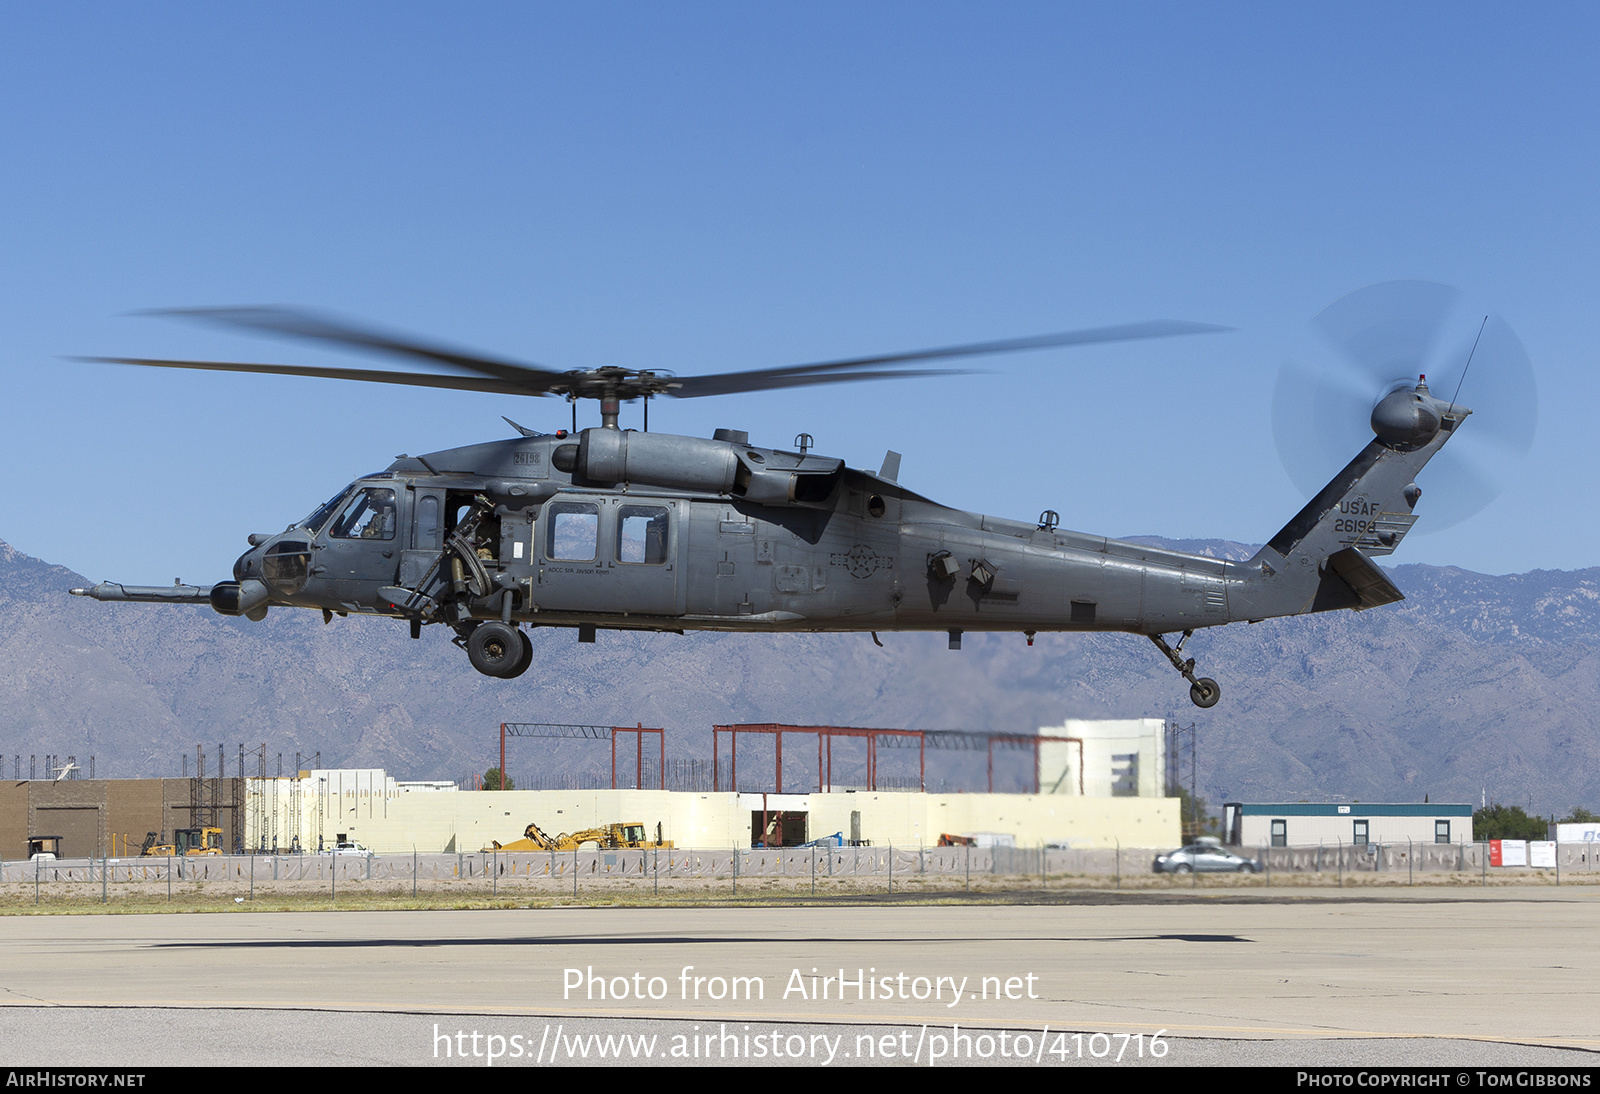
[4,841,1595,901]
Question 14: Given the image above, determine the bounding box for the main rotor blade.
[148,306,568,389]
[82,356,551,397]
[79,356,972,400]
[116,308,1228,402]
[672,366,979,398]
[668,320,1230,398]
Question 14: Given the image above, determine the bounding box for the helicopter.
[67,286,1509,707]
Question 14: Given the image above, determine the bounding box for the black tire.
[1173,863,1193,875]
[503,631,534,680]
[467,622,523,678]
[1189,677,1221,708]
[1237,862,1257,874]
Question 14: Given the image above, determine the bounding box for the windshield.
[301,488,350,534]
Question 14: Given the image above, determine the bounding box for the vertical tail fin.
[1235,383,1467,619]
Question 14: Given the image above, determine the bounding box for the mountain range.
[2,535,1596,816]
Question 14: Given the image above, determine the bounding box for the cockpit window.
[328,487,397,541]
[302,489,349,534]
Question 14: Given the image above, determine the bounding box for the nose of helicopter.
[233,540,265,582]
[233,533,313,596]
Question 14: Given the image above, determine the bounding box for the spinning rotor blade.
[93,307,1229,405]
[150,306,569,390]
[1272,281,1537,532]
[82,356,537,397]
[666,320,1231,398]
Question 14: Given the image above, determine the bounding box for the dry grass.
[1,865,1591,914]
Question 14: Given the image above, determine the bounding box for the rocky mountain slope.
[2,536,1596,815]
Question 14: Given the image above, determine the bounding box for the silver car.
[1153,839,1262,874]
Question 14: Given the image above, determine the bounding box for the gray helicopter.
[69,287,1509,707]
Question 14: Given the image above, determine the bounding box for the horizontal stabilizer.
[1325,547,1404,610]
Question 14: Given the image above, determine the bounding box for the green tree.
[481,767,514,791]
[1172,786,1219,839]
[1473,803,1546,840]
[1561,806,1599,824]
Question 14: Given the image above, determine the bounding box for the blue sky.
[2,4,1596,582]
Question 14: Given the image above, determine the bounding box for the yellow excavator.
[484,820,672,853]
[141,827,223,856]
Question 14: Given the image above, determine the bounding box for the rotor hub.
[1371,376,1444,449]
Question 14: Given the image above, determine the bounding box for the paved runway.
[2,888,1597,1067]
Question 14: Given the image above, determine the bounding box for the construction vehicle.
[27,836,63,860]
[484,820,671,853]
[141,827,223,856]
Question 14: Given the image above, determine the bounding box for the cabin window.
[547,502,599,561]
[1352,819,1369,846]
[1271,819,1287,848]
[414,495,440,550]
[1435,820,1451,844]
[617,505,670,564]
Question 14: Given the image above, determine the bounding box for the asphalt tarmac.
[2,888,1596,1068]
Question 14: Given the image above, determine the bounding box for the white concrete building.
[1037,718,1165,797]
[1223,802,1474,848]
[243,770,1179,853]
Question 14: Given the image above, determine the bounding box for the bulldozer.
[141,827,223,856]
[484,820,672,853]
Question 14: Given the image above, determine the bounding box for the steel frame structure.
[712,724,1084,795]
[498,722,666,791]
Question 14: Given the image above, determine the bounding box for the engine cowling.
[573,429,842,506]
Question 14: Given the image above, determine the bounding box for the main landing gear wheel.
[505,631,534,679]
[1189,678,1221,709]
[467,622,524,678]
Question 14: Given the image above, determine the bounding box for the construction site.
[0,719,1180,861]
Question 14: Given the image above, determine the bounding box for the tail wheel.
[1189,678,1221,708]
[467,622,523,678]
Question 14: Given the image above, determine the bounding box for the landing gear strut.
[1150,630,1222,709]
